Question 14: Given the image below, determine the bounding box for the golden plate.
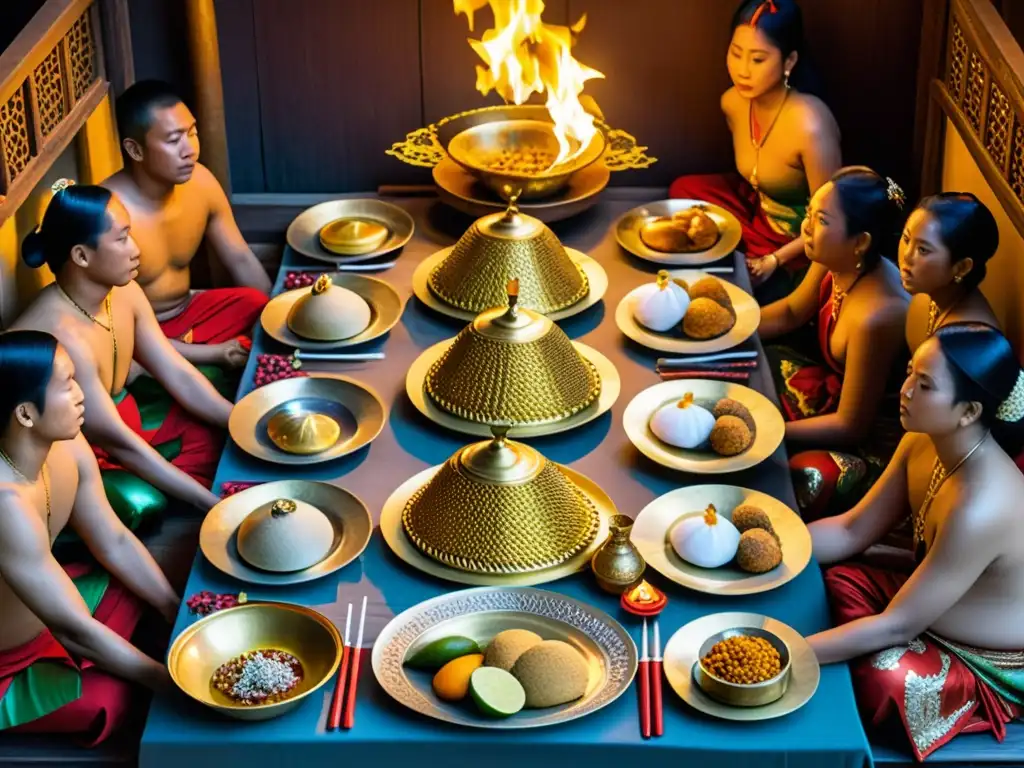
[433,156,610,223]
[623,379,785,474]
[261,273,404,350]
[286,199,415,264]
[372,586,636,729]
[615,270,761,354]
[663,611,820,721]
[631,485,811,595]
[380,465,614,586]
[615,199,742,266]
[412,246,607,323]
[200,480,373,586]
[167,601,342,721]
[229,374,386,466]
[405,339,620,438]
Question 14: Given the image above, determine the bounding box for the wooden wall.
[127,0,926,195]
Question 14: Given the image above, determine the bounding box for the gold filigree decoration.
[996,369,1024,422]
[33,45,65,138]
[985,82,1012,168]
[385,105,656,171]
[904,650,975,753]
[964,51,986,134]
[0,84,31,185]
[871,638,927,671]
[947,21,968,102]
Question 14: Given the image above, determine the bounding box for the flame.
[627,580,659,604]
[453,0,605,167]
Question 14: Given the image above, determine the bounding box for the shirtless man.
[14,182,227,517]
[102,79,270,372]
[0,330,177,744]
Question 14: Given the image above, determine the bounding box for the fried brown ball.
[731,504,775,536]
[682,297,736,340]
[735,529,783,573]
[713,398,756,432]
[687,277,733,309]
[709,415,752,456]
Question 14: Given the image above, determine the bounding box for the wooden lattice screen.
[0,0,107,224]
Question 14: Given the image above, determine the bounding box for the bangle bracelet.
[768,252,780,266]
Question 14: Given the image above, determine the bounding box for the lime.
[404,635,480,670]
[470,666,526,718]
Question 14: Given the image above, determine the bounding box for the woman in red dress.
[808,323,1024,761]
[761,167,909,519]
[670,0,842,303]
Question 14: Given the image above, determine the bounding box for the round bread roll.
[511,640,589,708]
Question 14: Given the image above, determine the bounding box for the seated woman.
[11,181,228,529]
[670,0,842,303]
[760,167,909,519]
[0,330,177,745]
[900,192,1001,351]
[808,323,1024,762]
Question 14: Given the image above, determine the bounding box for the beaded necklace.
[0,448,50,537]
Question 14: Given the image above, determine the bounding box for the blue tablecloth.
[140,193,873,768]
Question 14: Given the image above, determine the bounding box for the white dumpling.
[633,270,690,332]
[669,504,740,568]
[649,392,715,449]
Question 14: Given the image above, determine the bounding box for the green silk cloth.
[0,569,110,730]
[932,634,1024,705]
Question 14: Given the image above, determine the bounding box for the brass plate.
[261,273,404,350]
[614,270,761,354]
[200,480,373,586]
[372,586,637,729]
[167,601,342,721]
[615,199,743,266]
[286,199,415,264]
[412,246,607,322]
[405,339,620,438]
[433,156,609,223]
[631,485,811,596]
[663,611,820,721]
[229,374,386,466]
[622,380,785,474]
[380,465,614,587]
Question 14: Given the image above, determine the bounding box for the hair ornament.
[50,178,75,195]
[885,176,906,210]
[996,370,1024,422]
[750,0,778,27]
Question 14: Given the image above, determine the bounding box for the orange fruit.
[432,653,485,701]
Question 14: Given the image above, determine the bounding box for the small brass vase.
[591,514,646,594]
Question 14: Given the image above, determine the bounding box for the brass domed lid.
[427,196,589,315]
[425,280,601,425]
[319,218,389,255]
[401,426,600,574]
[236,498,335,572]
[267,405,342,454]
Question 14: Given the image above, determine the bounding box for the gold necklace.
[749,87,791,192]
[926,298,959,337]
[0,448,50,536]
[830,271,863,323]
[56,284,118,379]
[913,432,989,548]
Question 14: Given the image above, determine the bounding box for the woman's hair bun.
[21,230,48,269]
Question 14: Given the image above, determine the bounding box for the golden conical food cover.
[266,409,341,454]
[425,280,600,425]
[402,427,600,574]
[428,200,588,314]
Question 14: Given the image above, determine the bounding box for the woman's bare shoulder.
[789,93,840,137]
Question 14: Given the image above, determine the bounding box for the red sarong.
[158,286,267,344]
[2,564,143,746]
[669,172,805,270]
[825,563,1024,761]
[93,388,223,489]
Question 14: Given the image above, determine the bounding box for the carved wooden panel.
[948,20,968,102]
[1009,122,1024,201]
[986,82,1012,171]
[66,10,96,103]
[33,45,66,138]
[964,51,987,133]
[0,84,32,185]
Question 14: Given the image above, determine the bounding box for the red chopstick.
[327,603,352,730]
[342,596,367,730]
[638,618,651,739]
[651,619,664,737]
[658,370,751,382]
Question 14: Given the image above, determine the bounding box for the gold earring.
[784,70,791,89]
[855,261,863,271]
[953,275,963,284]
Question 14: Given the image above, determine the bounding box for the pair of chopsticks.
[657,350,758,382]
[638,618,664,739]
[328,596,367,730]
[292,350,385,363]
[291,263,396,273]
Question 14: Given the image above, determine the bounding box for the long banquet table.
[139,189,873,768]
